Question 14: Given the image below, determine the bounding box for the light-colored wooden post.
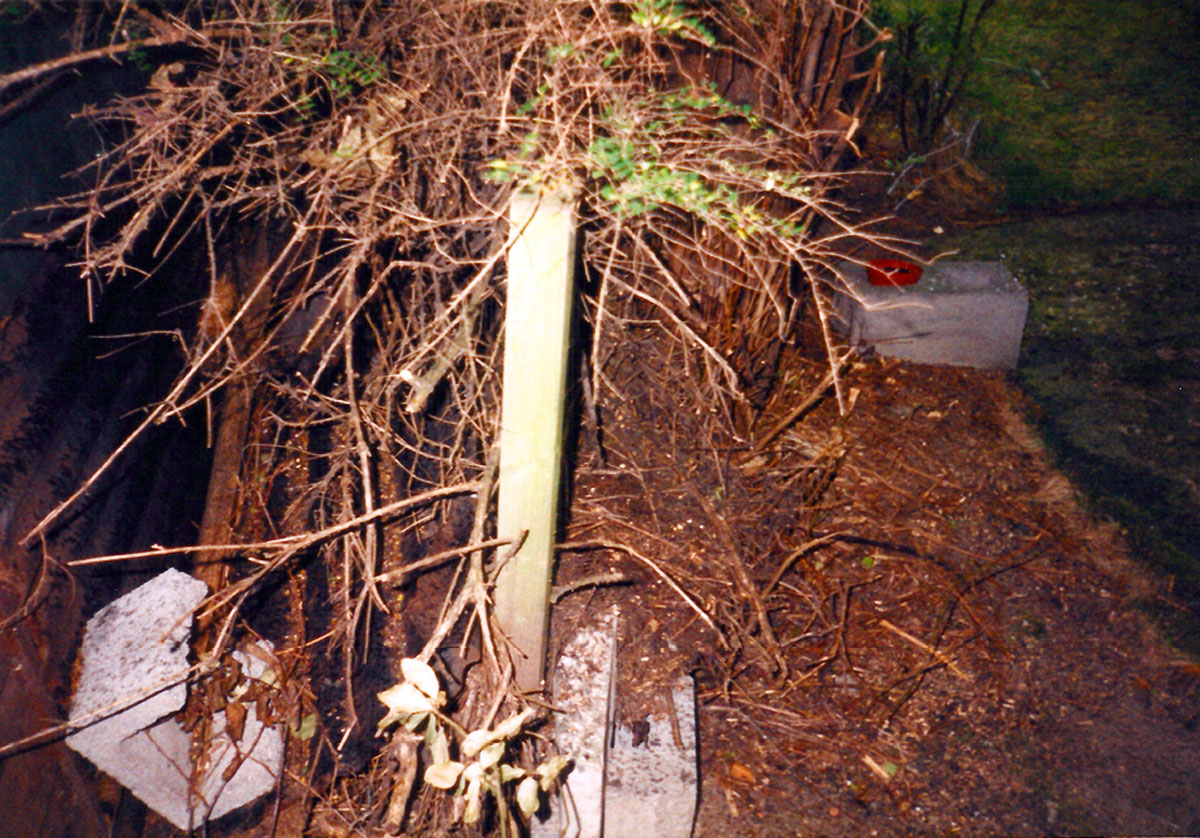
[493,187,577,692]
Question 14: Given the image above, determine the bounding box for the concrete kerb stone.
[603,676,698,838]
[833,260,1029,370]
[532,609,618,838]
[66,568,283,830]
[531,609,699,838]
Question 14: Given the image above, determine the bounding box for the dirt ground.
[551,327,1200,837]
[521,159,1198,836]
[4,158,1198,838]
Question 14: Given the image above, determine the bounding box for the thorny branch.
[0,0,904,832]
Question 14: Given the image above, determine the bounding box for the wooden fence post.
[493,187,577,692]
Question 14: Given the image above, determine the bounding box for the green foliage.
[321,49,383,98]
[968,0,1200,209]
[270,19,383,122]
[581,95,810,239]
[546,42,578,64]
[872,0,998,151]
[126,46,153,73]
[485,0,820,244]
[490,81,812,244]
[629,0,716,46]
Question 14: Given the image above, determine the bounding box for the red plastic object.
[866,258,923,287]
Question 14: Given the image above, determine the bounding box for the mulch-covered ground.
[5,156,1198,837]
[550,322,1200,837]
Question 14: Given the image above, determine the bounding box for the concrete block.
[67,569,284,830]
[531,609,617,838]
[603,677,698,838]
[833,260,1029,369]
[532,611,698,838]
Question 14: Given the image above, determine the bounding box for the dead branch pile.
[2,0,899,832]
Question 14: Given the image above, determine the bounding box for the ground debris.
[555,326,1200,837]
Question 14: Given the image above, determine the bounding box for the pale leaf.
[479,741,506,769]
[378,682,434,716]
[492,708,535,741]
[295,712,318,741]
[498,764,527,783]
[463,777,482,824]
[462,728,494,758]
[431,727,451,764]
[537,754,571,790]
[400,658,442,703]
[517,776,540,816]
[425,760,465,790]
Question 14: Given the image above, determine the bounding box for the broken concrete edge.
[532,607,618,838]
[66,568,284,830]
[531,609,699,838]
[604,676,699,838]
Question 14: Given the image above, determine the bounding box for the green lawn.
[880,4,1200,646]
[965,0,1200,208]
[938,209,1200,650]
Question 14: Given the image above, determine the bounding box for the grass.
[937,211,1200,649]
[963,0,1200,209]
[883,2,1200,651]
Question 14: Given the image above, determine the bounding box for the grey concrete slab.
[532,610,698,838]
[833,260,1029,369]
[67,569,283,830]
[531,609,617,838]
[603,677,698,838]
[194,642,286,825]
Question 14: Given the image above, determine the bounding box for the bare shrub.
[2,1,895,831]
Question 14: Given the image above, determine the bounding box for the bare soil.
[550,320,1200,837]
[3,165,1199,838]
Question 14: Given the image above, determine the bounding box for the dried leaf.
[425,760,465,790]
[729,761,755,783]
[400,657,442,704]
[225,701,247,743]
